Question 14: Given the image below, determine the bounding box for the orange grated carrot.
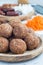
[25,16,43,31]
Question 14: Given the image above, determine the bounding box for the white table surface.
[0,0,43,5]
[0,1,43,65]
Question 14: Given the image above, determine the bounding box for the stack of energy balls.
[0,17,41,54]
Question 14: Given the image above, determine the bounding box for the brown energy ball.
[10,39,27,54]
[24,26,35,35]
[9,18,21,27]
[0,23,12,38]
[13,23,28,38]
[0,37,9,52]
[24,33,40,50]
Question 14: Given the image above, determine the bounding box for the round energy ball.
[13,24,28,38]
[24,33,40,50]
[10,39,27,54]
[0,23,13,38]
[0,37,9,52]
[9,18,21,27]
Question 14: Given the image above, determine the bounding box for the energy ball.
[13,24,28,38]
[10,39,27,54]
[0,23,12,38]
[0,37,9,52]
[24,33,40,50]
[23,26,35,35]
[9,18,21,27]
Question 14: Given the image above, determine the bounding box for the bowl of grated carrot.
[22,15,43,40]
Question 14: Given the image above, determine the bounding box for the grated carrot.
[25,16,43,31]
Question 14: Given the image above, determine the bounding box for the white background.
[0,0,43,5]
[29,0,43,5]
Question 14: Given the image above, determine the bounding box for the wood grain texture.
[0,40,42,62]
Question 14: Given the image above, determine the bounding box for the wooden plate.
[0,40,43,62]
